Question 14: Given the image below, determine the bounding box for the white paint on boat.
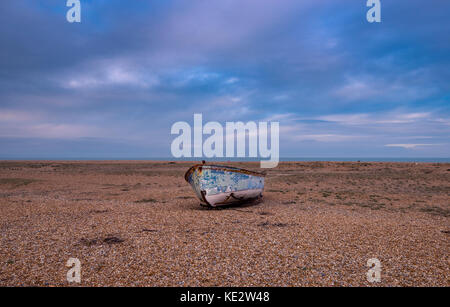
[204,188,263,207]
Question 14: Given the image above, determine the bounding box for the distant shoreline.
[0,157,449,163]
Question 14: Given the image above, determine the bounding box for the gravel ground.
[0,161,448,286]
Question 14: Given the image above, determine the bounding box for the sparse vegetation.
[322,191,331,198]
[135,198,158,203]
[0,178,37,187]
[419,206,449,217]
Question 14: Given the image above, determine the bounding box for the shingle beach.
[0,161,448,286]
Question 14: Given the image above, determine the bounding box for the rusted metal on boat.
[184,163,265,207]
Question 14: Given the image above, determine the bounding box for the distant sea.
[1,157,449,163]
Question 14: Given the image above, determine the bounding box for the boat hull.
[184,164,265,207]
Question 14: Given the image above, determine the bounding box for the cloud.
[316,111,433,125]
[225,77,239,84]
[294,134,362,142]
[60,60,159,89]
[333,73,439,103]
[0,123,105,139]
[385,144,442,149]
[0,110,39,122]
[316,113,371,125]
[333,80,379,101]
[0,1,449,158]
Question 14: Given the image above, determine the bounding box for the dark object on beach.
[103,236,125,244]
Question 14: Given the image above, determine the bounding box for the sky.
[0,0,449,159]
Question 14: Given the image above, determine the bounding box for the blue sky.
[0,0,449,158]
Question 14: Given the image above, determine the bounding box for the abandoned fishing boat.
[184,163,265,207]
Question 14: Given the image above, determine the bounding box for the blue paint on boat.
[185,164,265,206]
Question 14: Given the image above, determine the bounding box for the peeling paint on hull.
[184,164,265,207]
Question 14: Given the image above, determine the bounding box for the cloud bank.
[0,0,449,158]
